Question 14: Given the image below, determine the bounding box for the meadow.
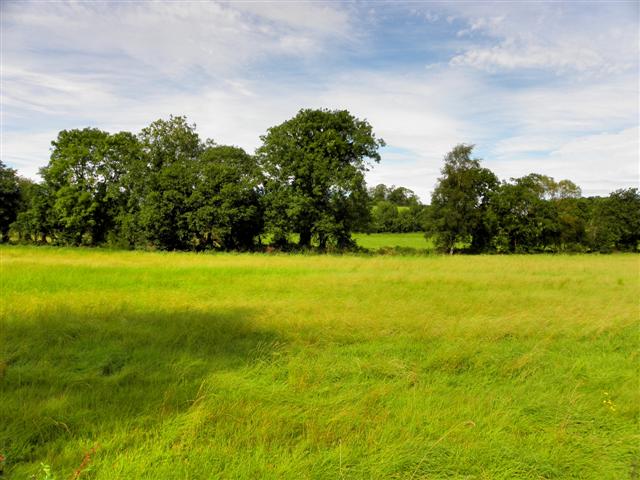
[1,246,638,479]
[257,232,434,251]
[352,232,433,251]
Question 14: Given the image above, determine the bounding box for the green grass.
[353,232,433,250]
[258,232,434,250]
[1,246,638,479]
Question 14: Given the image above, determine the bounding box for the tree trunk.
[299,228,312,248]
[318,234,327,251]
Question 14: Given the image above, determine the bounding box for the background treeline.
[426,144,639,253]
[0,110,638,253]
[1,110,384,252]
[367,184,429,233]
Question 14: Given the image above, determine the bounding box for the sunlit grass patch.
[1,246,638,479]
[352,232,433,250]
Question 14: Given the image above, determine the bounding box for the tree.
[487,174,585,252]
[366,184,425,233]
[186,145,263,250]
[515,173,581,201]
[487,175,560,253]
[258,109,384,249]
[11,181,56,244]
[387,186,420,206]
[39,128,139,246]
[41,128,109,244]
[427,144,498,253]
[555,179,582,200]
[395,206,424,232]
[555,196,589,250]
[587,188,640,252]
[0,161,21,241]
[101,132,143,246]
[133,116,204,250]
[8,177,36,241]
[372,201,398,232]
[368,184,390,204]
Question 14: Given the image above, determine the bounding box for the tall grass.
[1,246,638,478]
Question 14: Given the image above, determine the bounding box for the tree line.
[0,109,638,253]
[426,144,639,253]
[367,184,429,233]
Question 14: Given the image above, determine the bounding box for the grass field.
[1,246,638,479]
[353,232,433,250]
[258,232,434,251]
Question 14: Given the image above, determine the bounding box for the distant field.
[353,232,433,250]
[258,232,434,251]
[1,246,638,479]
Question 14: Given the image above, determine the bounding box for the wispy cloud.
[447,2,638,75]
[2,1,354,76]
[1,1,637,201]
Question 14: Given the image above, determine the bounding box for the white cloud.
[0,131,57,178]
[446,3,639,75]
[2,65,120,116]
[451,42,608,73]
[233,2,351,37]
[1,1,637,203]
[488,127,639,196]
[548,127,639,193]
[3,63,637,202]
[1,1,354,78]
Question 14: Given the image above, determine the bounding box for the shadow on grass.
[0,306,280,472]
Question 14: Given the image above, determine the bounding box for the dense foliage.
[0,161,22,242]
[367,184,429,233]
[258,109,384,249]
[3,115,638,253]
[427,145,498,253]
[428,144,639,253]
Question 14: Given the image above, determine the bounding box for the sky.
[1,1,638,201]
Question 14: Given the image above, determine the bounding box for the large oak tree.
[257,108,384,249]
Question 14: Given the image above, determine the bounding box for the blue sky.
[1,1,638,200]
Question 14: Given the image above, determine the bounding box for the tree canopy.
[0,160,21,242]
[3,113,638,254]
[257,108,385,249]
[39,128,138,245]
[427,144,498,253]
